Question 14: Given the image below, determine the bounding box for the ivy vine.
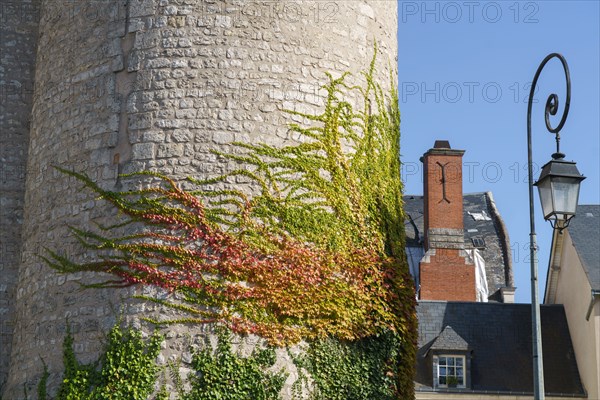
[182,329,286,400]
[292,333,403,400]
[49,323,163,400]
[40,324,284,400]
[37,360,49,400]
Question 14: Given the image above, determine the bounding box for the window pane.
[438,355,467,387]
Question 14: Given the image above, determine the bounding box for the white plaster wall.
[553,230,599,400]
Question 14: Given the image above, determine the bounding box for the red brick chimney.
[419,140,476,301]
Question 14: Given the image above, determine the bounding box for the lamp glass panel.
[536,177,554,219]
[551,177,581,215]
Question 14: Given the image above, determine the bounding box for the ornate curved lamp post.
[526,53,585,400]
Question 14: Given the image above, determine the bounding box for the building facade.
[408,141,585,399]
[545,205,600,400]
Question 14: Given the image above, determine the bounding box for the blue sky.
[397,1,600,303]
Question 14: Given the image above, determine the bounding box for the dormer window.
[426,325,471,390]
[437,355,465,387]
[471,237,485,248]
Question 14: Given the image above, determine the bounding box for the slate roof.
[403,192,513,299]
[428,325,470,352]
[416,301,585,397]
[568,205,600,291]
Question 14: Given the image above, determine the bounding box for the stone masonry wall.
[0,0,39,391]
[3,1,398,398]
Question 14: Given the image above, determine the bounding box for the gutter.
[415,387,587,398]
[544,229,565,304]
[585,290,600,321]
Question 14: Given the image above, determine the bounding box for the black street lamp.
[526,53,585,400]
[535,157,585,230]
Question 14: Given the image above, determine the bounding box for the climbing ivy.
[292,332,402,400]
[37,360,49,400]
[183,329,286,400]
[42,324,284,400]
[44,50,417,398]
[52,323,163,400]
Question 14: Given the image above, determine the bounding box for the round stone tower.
[3,1,397,397]
[0,0,39,391]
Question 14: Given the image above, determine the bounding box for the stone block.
[132,142,155,160]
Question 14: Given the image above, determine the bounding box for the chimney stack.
[419,141,476,301]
